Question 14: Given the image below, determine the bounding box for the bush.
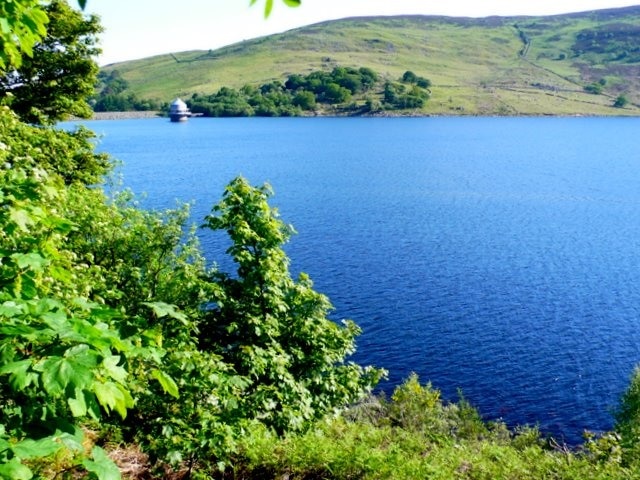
[615,367,640,465]
[614,94,629,108]
[584,83,603,94]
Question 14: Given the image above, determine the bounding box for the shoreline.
[88,111,162,120]
[84,110,639,120]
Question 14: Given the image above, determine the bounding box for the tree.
[358,67,378,90]
[0,0,48,69]
[0,107,166,479]
[323,82,351,104]
[201,177,384,433]
[584,82,603,95]
[0,106,109,185]
[614,94,629,108]
[292,90,317,110]
[402,70,418,83]
[0,0,102,124]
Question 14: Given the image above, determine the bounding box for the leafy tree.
[0,107,109,185]
[92,70,162,112]
[292,90,317,110]
[323,82,351,104]
[0,107,174,478]
[285,73,307,91]
[98,70,129,95]
[358,67,378,90]
[614,94,629,108]
[201,177,384,433]
[416,77,432,89]
[383,80,429,110]
[402,70,418,83]
[584,82,603,95]
[401,70,431,89]
[383,82,402,104]
[0,0,102,124]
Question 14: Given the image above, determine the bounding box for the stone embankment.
[89,111,162,120]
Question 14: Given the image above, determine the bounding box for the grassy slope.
[102,6,640,115]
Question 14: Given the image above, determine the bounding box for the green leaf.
[82,446,121,480]
[0,359,37,390]
[77,0,88,10]
[0,302,24,318]
[19,275,38,300]
[11,437,61,459]
[264,0,274,17]
[68,387,87,417]
[93,382,132,418]
[8,208,33,232]
[151,369,179,399]
[11,253,48,270]
[142,302,188,325]
[102,355,127,383]
[38,356,74,395]
[0,459,32,480]
[41,309,69,330]
[0,18,10,35]
[84,391,102,421]
[37,353,95,395]
[282,0,301,6]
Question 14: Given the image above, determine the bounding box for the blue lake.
[65,116,640,444]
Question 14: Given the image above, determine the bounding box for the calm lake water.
[65,116,640,444]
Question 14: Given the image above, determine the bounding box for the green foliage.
[614,94,630,108]
[6,1,640,475]
[0,0,87,70]
[250,0,301,19]
[0,106,109,185]
[0,0,48,69]
[202,177,384,434]
[292,90,316,110]
[584,82,604,95]
[188,65,426,116]
[402,70,418,83]
[383,80,430,109]
[235,377,632,480]
[1,90,384,474]
[0,0,102,124]
[0,110,158,477]
[615,367,640,466]
[93,70,163,112]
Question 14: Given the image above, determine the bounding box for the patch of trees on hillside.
[187,67,431,117]
[92,70,164,112]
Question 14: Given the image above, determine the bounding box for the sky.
[86,0,640,66]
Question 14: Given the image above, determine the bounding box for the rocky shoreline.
[89,111,162,120]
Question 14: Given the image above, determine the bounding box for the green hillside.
[100,6,640,115]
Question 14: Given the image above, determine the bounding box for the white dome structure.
[169,98,191,122]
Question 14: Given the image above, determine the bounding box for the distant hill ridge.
[99,5,640,116]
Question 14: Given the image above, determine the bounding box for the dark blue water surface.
[66,116,640,444]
